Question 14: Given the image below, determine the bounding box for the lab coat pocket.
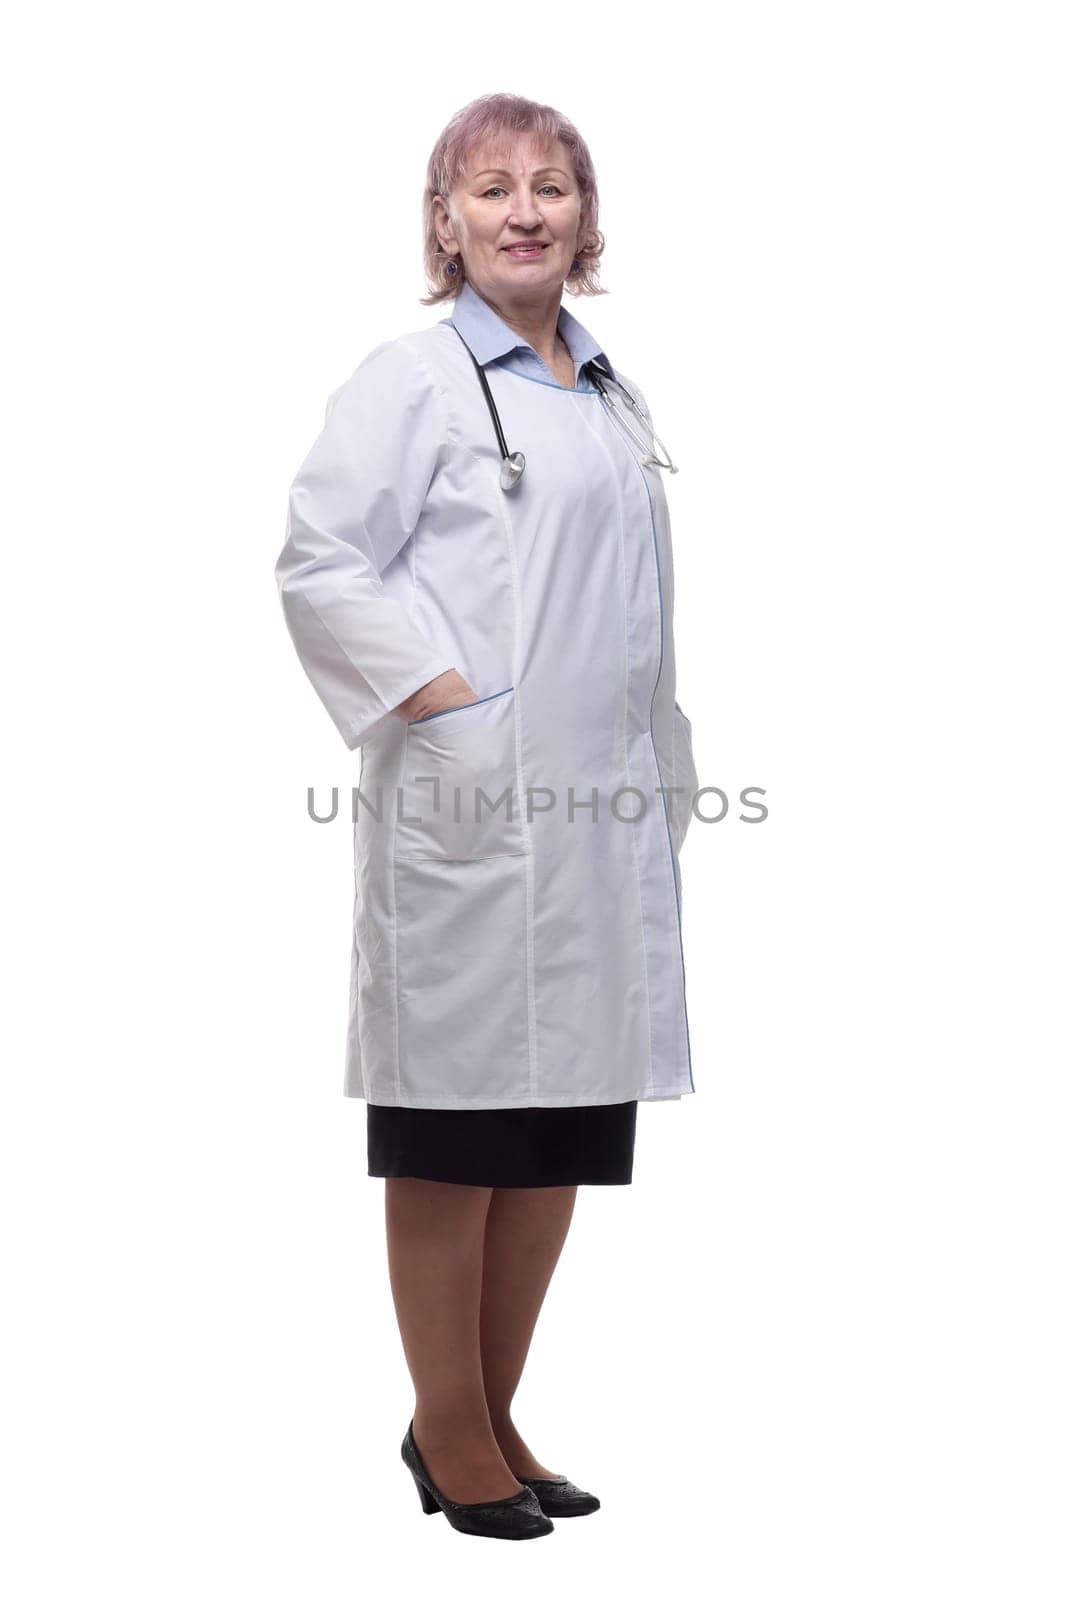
[395,686,528,861]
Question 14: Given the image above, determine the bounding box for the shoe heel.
[400,1419,551,1539]
[414,1476,441,1515]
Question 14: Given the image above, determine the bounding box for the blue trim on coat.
[408,685,515,725]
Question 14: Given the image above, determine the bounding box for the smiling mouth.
[502,243,548,255]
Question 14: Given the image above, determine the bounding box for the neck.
[470,282,566,367]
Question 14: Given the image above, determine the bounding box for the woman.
[275,92,700,1540]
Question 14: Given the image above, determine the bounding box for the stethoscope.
[449,325,679,493]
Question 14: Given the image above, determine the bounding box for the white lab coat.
[276,325,699,1107]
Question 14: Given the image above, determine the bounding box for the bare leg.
[479,1184,578,1478]
[383,1176,523,1503]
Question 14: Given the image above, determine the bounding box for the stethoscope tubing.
[586,360,678,473]
[449,325,677,491]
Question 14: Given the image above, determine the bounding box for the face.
[434,135,584,307]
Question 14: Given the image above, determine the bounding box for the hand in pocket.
[395,668,479,724]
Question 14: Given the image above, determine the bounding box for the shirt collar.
[442,278,617,384]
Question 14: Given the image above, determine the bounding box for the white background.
[4,2,1064,1595]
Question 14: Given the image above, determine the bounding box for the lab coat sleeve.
[275,337,458,749]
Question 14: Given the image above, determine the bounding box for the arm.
[275,337,460,749]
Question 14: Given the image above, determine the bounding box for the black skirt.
[367,1100,638,1187]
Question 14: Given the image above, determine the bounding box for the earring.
[571,257,582,273]
[445,257,459,276]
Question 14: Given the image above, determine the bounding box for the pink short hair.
[421,92,607,306]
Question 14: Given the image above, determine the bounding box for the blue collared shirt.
[441,279,617,392]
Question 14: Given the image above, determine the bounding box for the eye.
[481,184,565,199]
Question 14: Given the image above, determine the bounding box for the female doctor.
[275,92,700,1540]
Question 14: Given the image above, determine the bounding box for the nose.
[508,191,544,230]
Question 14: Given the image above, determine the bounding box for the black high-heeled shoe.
[400,1421,554,1540]
[517,1472,601,1517]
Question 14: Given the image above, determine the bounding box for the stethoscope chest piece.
[501,450,526,492]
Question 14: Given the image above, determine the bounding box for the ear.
[431,194,455,254]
